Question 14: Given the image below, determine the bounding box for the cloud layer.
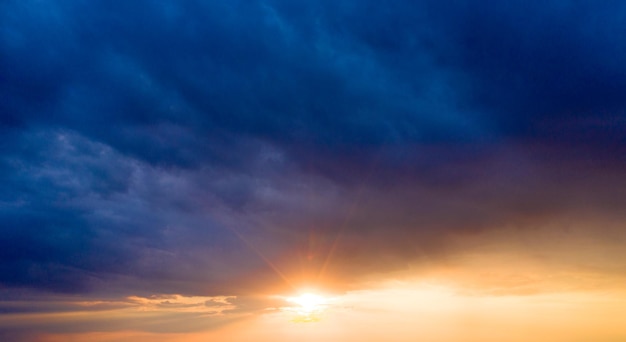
[2,0,626,300]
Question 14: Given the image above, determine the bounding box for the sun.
[284,291,332,322]
[288,292,327,313]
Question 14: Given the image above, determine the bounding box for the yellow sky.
[4,222,626,342]
[7,278,625,342]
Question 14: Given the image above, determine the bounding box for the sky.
[1,0,626,341]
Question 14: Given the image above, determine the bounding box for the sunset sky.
[2,1,626,341]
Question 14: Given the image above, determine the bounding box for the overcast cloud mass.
[2,2,626,337]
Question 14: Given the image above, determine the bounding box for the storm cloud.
[1,0,625,300]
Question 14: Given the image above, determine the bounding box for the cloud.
[0,293,246,340]
[1,0,625,300]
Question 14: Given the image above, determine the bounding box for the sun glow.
[288,293,326,313]
[284,291,332,322]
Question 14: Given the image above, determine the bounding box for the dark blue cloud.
[421,0,626,141]
[1,0,625,295]
[0,129,274,294]
[1,1,487,155]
